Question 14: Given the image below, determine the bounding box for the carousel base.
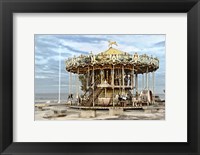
[69,105,144,110]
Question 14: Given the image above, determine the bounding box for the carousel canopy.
[65,42,159,74]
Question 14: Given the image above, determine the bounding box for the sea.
[35,93,165,103]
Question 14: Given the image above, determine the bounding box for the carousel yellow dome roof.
[98,41,129,55]
[99,47,128,55]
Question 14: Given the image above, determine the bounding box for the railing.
[82,87,103,106]
[82,77,101,97]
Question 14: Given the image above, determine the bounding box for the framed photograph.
[34,34,165,121]
[0,0,200,154]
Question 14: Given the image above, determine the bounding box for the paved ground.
[35,104,165,121]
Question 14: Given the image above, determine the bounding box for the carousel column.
[135,74,138,97]
[152,71,155,104]
[112,65,115,106]
[72,73,75,105]
[87,66,89,89]
[122,65,125,93]
[68,72,71,96]
[132,66,134,106]
[106,70,108,82]
[73,73,75,103]
[103,69,107,97]
[131,66,134,89]
[142,74,144,90]
[146,67,148,89]
[119,68,121,94]
[100,69,103,84]
[112,65,114,86]
[148,69,150,90]
[69,72,72,105]
[92,66,95,107]
[76,68,79,106]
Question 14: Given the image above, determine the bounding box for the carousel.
[65,41,159,109]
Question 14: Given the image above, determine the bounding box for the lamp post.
[58,46,61,103]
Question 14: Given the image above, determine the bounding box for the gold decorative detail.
[108,40,118,48]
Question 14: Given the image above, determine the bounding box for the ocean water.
[156,94,165,100]
[35,93,68,102]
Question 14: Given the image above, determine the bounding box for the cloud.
[153,41,165,47]
[62,45,89,55]
[35,75,49,79]
[54,35,107,44]
[35,58,48,65]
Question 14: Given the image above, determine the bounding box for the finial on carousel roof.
[90,51,96,64]
[108,40,118,48]
[88,51,93,58]
[134,52,138,57]
[133,52,139,62]
[155,57,159,61]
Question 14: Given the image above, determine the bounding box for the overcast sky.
[35,34,165,95]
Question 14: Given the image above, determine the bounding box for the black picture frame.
[0,0,200,154]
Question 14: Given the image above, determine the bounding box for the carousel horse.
[108,40,118,47]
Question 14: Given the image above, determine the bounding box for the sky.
[35,34,165,96]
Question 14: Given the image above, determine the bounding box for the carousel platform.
[69,105,143,110]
